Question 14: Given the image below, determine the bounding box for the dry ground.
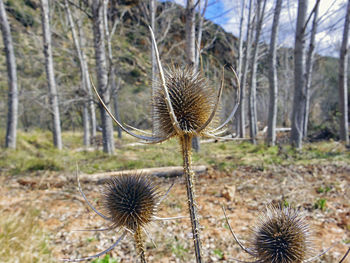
[0,163,349,262]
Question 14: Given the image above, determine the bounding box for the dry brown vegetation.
[0,132,349,262]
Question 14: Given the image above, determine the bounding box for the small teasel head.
[62,171,178,262]
[250,204,312,263]
[152,66,217,138]
[102,174,160,232]
[224,203,334,263]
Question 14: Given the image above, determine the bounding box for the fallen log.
[79,165,207,184]
[260,126,292,134]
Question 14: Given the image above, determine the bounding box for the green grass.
[314,198,327,211]
[0,129,349,176]
[92,255,119,263]
[316,185,332,194]
[196,139,349,172]
[213,248,224,259]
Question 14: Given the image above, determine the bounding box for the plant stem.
[181,134,202,263]
[134,224,146,263]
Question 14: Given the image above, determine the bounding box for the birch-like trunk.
[248,0,267,144]
[0,0,18,149]
[185,0,196,66]
[236,0,246,136]
[64,0,90,146]
[103,0,122,139]
[77,20,97,139]
[92,0,115,154]
[338,0,350,144]
[267,0,282,146]
[40,0,62,150]
[291,0,307,149]
[303,0,320,139]
[112,78,122,139]
[194,0,208,70]
[239,0,253,138]
[82,102,90,146]
[282,49,292,127]
[151,0,157,105]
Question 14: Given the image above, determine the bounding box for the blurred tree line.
[0,0,349,153]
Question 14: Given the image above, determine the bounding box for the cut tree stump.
[79,165,207,184]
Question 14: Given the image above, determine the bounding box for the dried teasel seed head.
[153,66,216,137]
[102,174,160,231]
[250,205,312,263]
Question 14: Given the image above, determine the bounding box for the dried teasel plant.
[339,247,350,263]
[91,26,240,263]
[223,204,333,263]
[62,171,179,262]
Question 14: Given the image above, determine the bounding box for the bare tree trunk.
[64,0,90,146]
[303,0,320,139]
[40,0,62,150]
[281,49,292,127]
[77,20,97,139]
[338,0,350,144]
[103,0,122,139]
[235,0,246,136]
[194,0,208,70]
[0,0,18,149]
[112,77,122,139]
[193,0,208,149]
[185,0,200,152]
[151,0,157,114]
[291,0,308,149]
[92,0,115,154]
[248,0,267,144]
[185,0,196,67]
[239,0,253,138]
[82,102,90,146]
[267,0,282,146]
[236,0,246,84]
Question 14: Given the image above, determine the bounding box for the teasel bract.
[62,173,175,262]
[91,26,240,263]
[223,204,333,263]
[339,247,350,263]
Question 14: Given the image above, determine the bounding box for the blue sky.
[169,0,347,57]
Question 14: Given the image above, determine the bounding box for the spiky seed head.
[251,205,312,263]
[102,174,160,231]
[152,66,216,137]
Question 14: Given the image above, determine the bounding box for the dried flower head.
[91,26,240,143]
[250,205,311,263]
[102,174,160,231]
[62,172,175,262]
[153,66,216,137]
[224,204,331,263]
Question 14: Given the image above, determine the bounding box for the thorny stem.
[134,224,146,263]
[181,134,203,263]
